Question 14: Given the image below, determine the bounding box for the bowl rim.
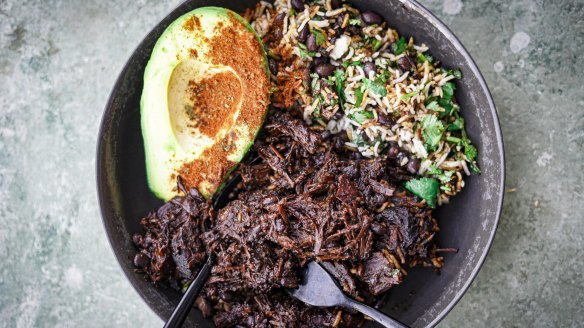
[398,1,505,326]
[96,0,505,326]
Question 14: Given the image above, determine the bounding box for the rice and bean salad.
[245,0,480,207]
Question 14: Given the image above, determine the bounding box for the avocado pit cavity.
[168,60,243,148]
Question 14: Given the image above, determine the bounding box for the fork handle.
[344,298,408,328]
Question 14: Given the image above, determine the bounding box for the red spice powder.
[183,15,201,31]
[186,71,241,136]
[177,14,270,197]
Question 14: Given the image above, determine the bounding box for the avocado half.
[141,7,270,201]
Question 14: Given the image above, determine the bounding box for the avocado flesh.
[141,7,269,201]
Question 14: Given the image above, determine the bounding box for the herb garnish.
[404,177,440,207]
[393,37,407,55]
[349,111,375,124]
[311,29,326,46]
[297,43,316,58]
[421,114,445,151]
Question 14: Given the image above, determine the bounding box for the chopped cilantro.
[341,60,363,68]
[311,29,327,46]
[421,114,445,151]
[442,82,456,100]
[416,52,435,63]
[400,91,418,101]
[425,96,437,105]
[404,177,440,207]
[425,163,454,184]
[393,37,407,55]
[440,185,452,192]
[349,18,361,26]
[437,170,454,184]
[446,136,461,143]
[372,39,383,52]
[335,69,346,110]
[469,161,481,174]
[426,101,440,111]
[425,163,443,176]
[460,133,481,173]
[465,143,478,162]
[351,131,366,146]
[297,43,316,58]
[363,76,388,97]
[450,69,462,79]
[438,98,454,112]
[349,111,374,124]
[448,117,464,131]
[377,70,391,83]
[181,282,191,293]
[354,86,364,107]
[310,73,320,92]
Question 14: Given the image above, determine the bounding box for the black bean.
[301,68,311,92]
[315,63,335,77]
[363,61,377,77]
[377,113,394,125]
[407,158,421,174]
[387,143,399,158]
[291,0,305,12]
[398,56,415,72]
[133,253,150,268]
[336,15,345,28]
[333,132,349,149]
[347,25,361,36]
[334,27,343,37]
[220,291,235,302]
[353,152,363,160]
[273,13,285,40]
[306,34,318,52]
[298,24,309,43]
[312,56,328,67]
[361,10,383,25]
[334,137,345,150]
[268,58,278,75]
[321,130,332,140]
[331,0,343,9]
[333,109,344,120]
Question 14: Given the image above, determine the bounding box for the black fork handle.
[163,256,213,328]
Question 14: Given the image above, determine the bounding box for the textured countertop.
[0,0,582,327]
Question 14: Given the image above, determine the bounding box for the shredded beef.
[133,111,441,327]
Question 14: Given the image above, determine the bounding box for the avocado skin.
[141,7,270,201]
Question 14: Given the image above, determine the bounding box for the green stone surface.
[0,0,582,327]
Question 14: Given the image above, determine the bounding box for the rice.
[249,0,480,201]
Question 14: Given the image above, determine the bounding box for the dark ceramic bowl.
[97,0,505,326]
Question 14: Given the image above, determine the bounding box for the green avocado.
[141,7,270,201]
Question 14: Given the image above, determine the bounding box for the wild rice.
[249,0,480,202]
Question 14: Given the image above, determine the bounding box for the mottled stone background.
[0,0,582,327]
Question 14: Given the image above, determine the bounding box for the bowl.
[96,0,505,326]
